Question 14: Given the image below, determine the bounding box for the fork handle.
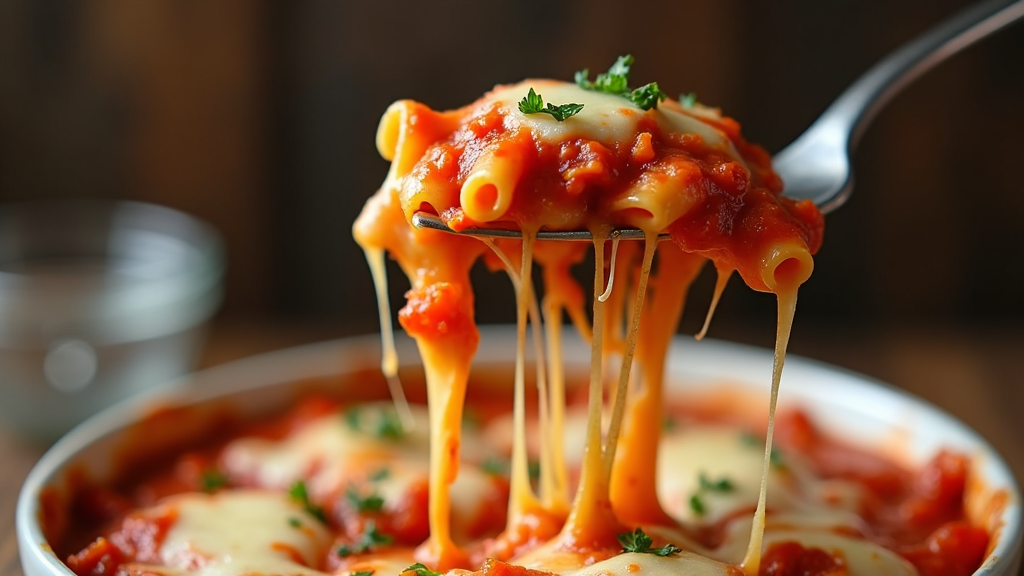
[775,0,1024,212]
[836,0,1024,147]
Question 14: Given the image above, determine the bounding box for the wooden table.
[2,320,1022,576]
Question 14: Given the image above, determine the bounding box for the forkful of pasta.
[411,0,1024,241]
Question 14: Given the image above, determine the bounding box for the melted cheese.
[485,80,740,162]
[131,491,332,576]
[761,531,918,576]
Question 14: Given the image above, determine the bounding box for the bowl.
[16,327,1023,575]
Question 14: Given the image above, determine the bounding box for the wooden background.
[0,1,1023,574]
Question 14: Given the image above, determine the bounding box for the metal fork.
[413,0,1024,240]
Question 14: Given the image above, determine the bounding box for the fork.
[413,0,1024,240]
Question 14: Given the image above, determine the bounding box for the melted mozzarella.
[220,402,502,542]
[567,552,739,576]
[221,403,433,496]
[657,426,801,523]
[132,491,332,576]
[761,531,917,576]
[485,80,740,163]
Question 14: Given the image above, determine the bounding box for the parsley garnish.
[739,432,786,468]
[617,527,683,557]
[575,55,668,111]
[629,82,668,110]
[698,472,735,493]
[200,470,227,493]
[346,485,385,513]
[680,92,698,108]
[689,493,707,516]
[375,410,405,440]
[344,406,362,430]
[352,572,375,576]
[518,88,584,122]
[688,472,735,517]
[288,517,302,528]
[528,460,541,480]
[402,563,443,576]
[289,480,328,524]
[369,468,390,482]
[344,407,406,440]
[481,458,508,476]
[336,520,393,557]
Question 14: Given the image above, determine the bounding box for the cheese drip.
[356,78,823,572]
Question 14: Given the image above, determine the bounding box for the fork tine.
[411,212,670,242]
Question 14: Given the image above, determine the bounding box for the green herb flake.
[402,563,443,576]
[528,460,541,480]
[576,54,633,95]
[739,432,786,469]
[518,88,584,122]
[740,431,761,447]
[199,470,227,493]
[698,472,735,493]
[770,447,786,469]
[575,55,667,110]
[337,520,393,557]
[617,527,682,557]
[346,485,385,513]
[289,480,328,524]
[369,468,390,482]
[288,517,302,528]
[375,410,406,440]
[481,458,509,476]
[630,82,667,111]
[344,406,362,431]
[680,92,698,108]
[689,493,706,516]
[352,571,375,576]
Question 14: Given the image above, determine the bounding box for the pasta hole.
[417,202,439,216]
[773,257,804,290]
[473,184,501,212]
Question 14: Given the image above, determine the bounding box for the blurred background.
[0,1,1022,373]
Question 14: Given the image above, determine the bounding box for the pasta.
[352,59,826,573]
[56,58,990,576]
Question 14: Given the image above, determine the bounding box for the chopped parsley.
[336,520,393,557]
[689,493,707,516]
[289,480,328,524]
[346,485,385,513]
[344,406,362,430]
[199,470,227,493]
[344,407,406,441]
[401,563,443,576]
[528,460,541,480]
[688,472,735,517]
[575,55,668,111]
[617,527,682,557]
[518,87,584,122]
[739,431,786,468]
[288,517,302,528]
[376,410,405,440]
[629,82,668,110]
[368,468,390,482]
[698,472,735,493]
[481,457,509,476]
[352,572,375,576]
[680,91,698,108]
